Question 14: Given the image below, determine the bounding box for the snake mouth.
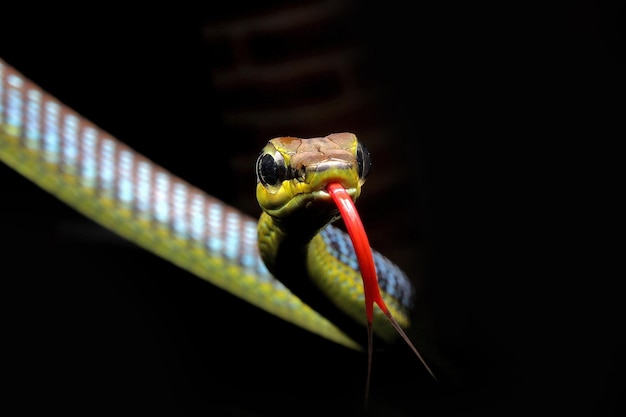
[258,180,359,220]
[287,185,359,215]
[309,186,358,208]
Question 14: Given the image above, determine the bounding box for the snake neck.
[258,211,403,344]
[257,211,369,343]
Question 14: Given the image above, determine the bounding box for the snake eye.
[356,142,372,181]
[256,151,287,187]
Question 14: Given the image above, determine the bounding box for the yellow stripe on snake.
[0,58,421,356]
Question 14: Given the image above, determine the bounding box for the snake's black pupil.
[357,143,372,180]
[257,153,285,186]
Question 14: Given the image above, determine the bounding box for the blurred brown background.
[1,1,623,416]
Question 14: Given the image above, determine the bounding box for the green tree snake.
[0,57,434,400]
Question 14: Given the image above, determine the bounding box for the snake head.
[255,132,371,224]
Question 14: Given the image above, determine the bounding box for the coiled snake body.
[0,58,432,387]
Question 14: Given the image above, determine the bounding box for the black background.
[1,2,623,416]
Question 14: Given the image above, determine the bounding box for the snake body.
[0,57,416,349]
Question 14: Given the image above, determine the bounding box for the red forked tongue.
[326,182,437,404]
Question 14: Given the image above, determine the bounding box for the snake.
[0,58,434,392]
